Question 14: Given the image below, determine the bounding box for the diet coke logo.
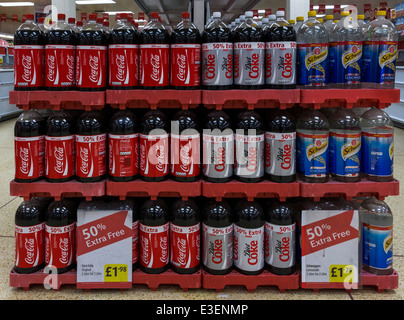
[176,53,187,82]
[150,53,161,82]
[89,55,100,83]
[115,54,126,82]
[22,54,33,83]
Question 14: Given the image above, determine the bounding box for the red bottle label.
[15,223,45,269]
[133,220,139,265]
[45,222,76,270]
[109,44,139,87]
[170,44,201,87]
[14,136,45,180]
[45,45,75,88]
[139,222,169,269]
[139,44,169,87]
[75,133,107,179]
[139,133,169,178]
[170,223,200,270]
[45,135,75,180]
[14,45,45,89]
[170,133,200,178]
[109,133,139,178]
[75,45,107,89]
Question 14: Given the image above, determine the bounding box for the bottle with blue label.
[329,11,363,88]
[362,11,398,88]
[360,107,394,181]
[360,197,393,275]
[297,11,329,88]
[296,109,329,183]
[329,108,361,182]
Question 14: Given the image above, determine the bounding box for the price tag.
[329,265,356,283]
[104,264,128,282]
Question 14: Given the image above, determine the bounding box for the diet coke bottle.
[170,199,200,274]
[139,198,169,274]
[14,14,45,91]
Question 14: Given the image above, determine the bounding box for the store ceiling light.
[312,5,350,10]
[0,33,14,40]
[104,11,134,15]
[76,0,116,5]
[0,2,34,7]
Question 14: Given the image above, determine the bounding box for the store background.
[0,0,404,300]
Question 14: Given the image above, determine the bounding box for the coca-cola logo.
[150,53,161,82]
[47,53,56,82]
[209,239,223,264]
[160,236,168,263]
[155,144,165,172]
[89,55,100,83]
[280,144,292,170]
[140,142,146,171]
[19,146,30,175]
[54,146,65,174]
[176,237,187,266]
[214,147,226,172]
[141,236,149,264]
[265,142,271,168]
[66,54,75,82]
[176,53,187,82]
[266,52,272,79]
[115,54,126,82]
[24,238,35,265]
[248,53,260,79]
[179,142,191,173]
[276,237,290,262]
[247,146,257,172]
[281,52,293,79]
[79,146,89,175]
[225,54,232,79]
[205,54,215,80]
[233,53,239,79]
[22,54,33,83]
[58,237,70,265]
[246,240,259,265]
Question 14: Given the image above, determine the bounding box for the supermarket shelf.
[202,89,300,110]
[106,89,201,110]
[9,90,105,111]
[106,179,202,200]
[10,179,106,201]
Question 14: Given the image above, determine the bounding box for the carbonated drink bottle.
[294,16,304,32]
[324,15,335,32]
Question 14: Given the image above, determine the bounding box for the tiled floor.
[0,118,403,300]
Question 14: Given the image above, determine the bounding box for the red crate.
[202,269,300,293]
[9,90,105,111]
[202,89,300,110]
[201,180,300,201]
[299,88,400,109]
[106,179,201,200]
[10,179,106,201]
[106,89,201,110]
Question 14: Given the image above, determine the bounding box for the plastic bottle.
[14,14,45,91]
[234,110,265,182]
[68,18,78,33]
[108,13,139,89]
[170,198,201,274]
[139,110,169,181]
[108,109,139,182]
[202,110,234,183]
[265,109,296,183]
[233,200,265,275]
[357,14,367,35]
[37,17,47,33]
[296,109,329,183]
[170,12,201,89]
[360,197,393,275]
[139,198,170,274]
[76,13,108,91]
[45,110,76,182]
[202,199,233,275]
[360,107,394,181]
[294,16,304,32]
[75,111,107,182]
[297,11,329,87]
[171,110,200,182]
[201,12,233,90]
[233,11,265,89]
[362,11,398,88]
[132,200,139,269]
[323,15,335,32]
[14,110,46,182]
[139,12,170,89]
[328,108,361,182]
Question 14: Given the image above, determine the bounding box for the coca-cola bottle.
[171,110,200,182]
[14,110,46,182]
[170,12,201,89]
[76,13,108,91]
[76,111,107,182]
[139,12,170,89]
[233,199,265,275]
[202,110,234,183]
[108,110,139,182]
[139,198,170,274]
[201,12,233,90]
[45,14,76,90]
[233,11,265,89]
[108,13,139,89]
[139,110,169,181]
[45,110,76,182]
[14,197,52,274]
[265,109,297,183]
[68,18,79,33]
[170,198,200,274]
[14,13,45,91]
[45,198,77,274]
[234,110,265,183]
[202,199,233,275]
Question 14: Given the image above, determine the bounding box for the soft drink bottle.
[76,14,108,91]
[297,11,329,87]
[323,15,335,32]
[357,14,367,35]
[108,13,139,89]
[201,12,233,90]
[233,11,265,89]
[170,12,201,89]
[294,16,304,32]
[14,14,45,91]
[68,18,79,33]
[139,12,170,89]
[37,17,47,33]
[14,110,46,182]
